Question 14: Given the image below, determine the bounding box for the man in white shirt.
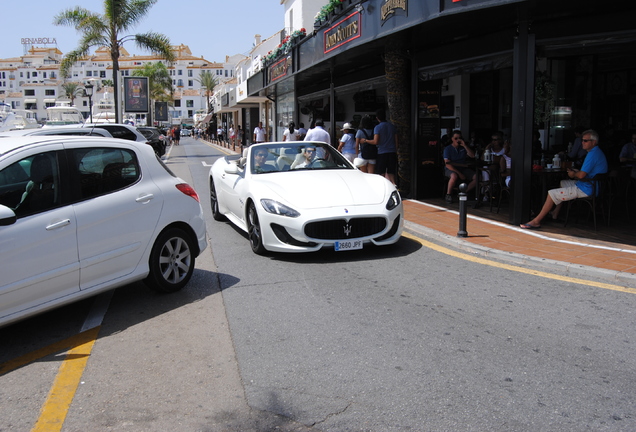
[253,122,266,144]
[304,119,331,145]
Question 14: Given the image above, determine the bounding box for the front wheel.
[247,202,266,255]
[145,228,195,293]
[209,178,224,221]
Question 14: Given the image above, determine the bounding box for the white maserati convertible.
[209,142,403,254]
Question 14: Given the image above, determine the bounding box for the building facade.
[247,0,636,224]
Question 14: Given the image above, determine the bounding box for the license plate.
[334,240,363,251]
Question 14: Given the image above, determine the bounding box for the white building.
[0,44,238,126]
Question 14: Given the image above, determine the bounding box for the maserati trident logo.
[343,223,352,237]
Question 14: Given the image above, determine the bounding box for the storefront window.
[276,85,296,141]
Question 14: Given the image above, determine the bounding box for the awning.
[24,98,37,104]
[43,98,56,103]
[202,113,213,123]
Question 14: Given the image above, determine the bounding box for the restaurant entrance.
[414,67,514,200]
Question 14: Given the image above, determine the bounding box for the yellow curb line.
[402,232,636,294]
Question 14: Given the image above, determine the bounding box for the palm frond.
[134,32,174,62]
[53,7,94,27]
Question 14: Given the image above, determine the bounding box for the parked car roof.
[82,123,147,142]
[0,127,113,138]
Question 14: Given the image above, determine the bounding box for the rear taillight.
[176,183,200,202]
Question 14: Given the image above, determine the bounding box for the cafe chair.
[603,168,623,225]
[477,165,499,212]
[563,173,607,231]
[495,174,512,214]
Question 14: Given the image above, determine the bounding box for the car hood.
[256,170,391,209]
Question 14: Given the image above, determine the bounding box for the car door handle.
[135,194,154,203]
[46,219,71,230]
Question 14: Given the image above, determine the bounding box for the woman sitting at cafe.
[520,129,607,230]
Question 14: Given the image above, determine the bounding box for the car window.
[250,143,351,174]
[138,129,157,140]
[97,126,136,141]
[69,147,140,199]
[0,151,61,218]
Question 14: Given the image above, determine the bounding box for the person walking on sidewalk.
[304,119,330,145]
[520,129,608,230]
[360,109,398,185]
[174,126,181,145]
[254,122,266,144]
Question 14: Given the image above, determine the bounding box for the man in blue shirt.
[521,129,608,229]
[360,109,397,185]
[443,130,476,203]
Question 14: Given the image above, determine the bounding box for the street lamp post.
[85,83,94,124]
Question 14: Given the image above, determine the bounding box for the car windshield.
[250,143,353,175]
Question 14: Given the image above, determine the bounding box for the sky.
[2,0,285,63]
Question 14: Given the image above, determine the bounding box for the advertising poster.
[154,101,168,121]
[124,77,149,113]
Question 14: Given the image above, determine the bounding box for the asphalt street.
[1,137,635,431]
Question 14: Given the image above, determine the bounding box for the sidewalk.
[402,199,636,286]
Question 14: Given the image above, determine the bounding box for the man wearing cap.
[338,122,357,162]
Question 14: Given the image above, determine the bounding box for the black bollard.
[457,183,468,238]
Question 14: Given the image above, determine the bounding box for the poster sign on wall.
[381,0,408,25]
[324,12,361,54]
[270,56,292,82]
[154,101,168,121]
[124,76,149,113]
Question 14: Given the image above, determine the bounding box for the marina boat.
[0,103,17,132]
[92,91,116,123]
[43,102,84,127]
[12,109,40,130]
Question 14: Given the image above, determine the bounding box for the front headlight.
[261,199,301,218]
[386,190,401,211]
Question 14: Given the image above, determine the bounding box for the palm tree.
[196,70,218,112]
[132,62,172,125]
[54,0,174,123]
[61,82,84,107]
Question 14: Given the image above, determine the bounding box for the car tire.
[209,179,225,221]
[247,201,266,255]
[145,228,195,293]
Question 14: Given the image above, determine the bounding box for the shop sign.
[324,12,361,54]
[21,37,57,45]
[381,0,408,25]
[270,56,292,82]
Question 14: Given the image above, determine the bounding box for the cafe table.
[531,166,568,213]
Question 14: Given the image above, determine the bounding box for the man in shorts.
[443,130,476,203]
[520,129,607,229]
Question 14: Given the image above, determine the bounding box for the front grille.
[304,217,387,240]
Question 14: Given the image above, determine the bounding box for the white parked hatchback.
[0,136,207,327]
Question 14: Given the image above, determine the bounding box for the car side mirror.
[353,157,366,168]
[224,163,239,175]
[0,205,17,226]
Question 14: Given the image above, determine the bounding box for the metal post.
[84,83,94,124]
[457,182,468,237]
